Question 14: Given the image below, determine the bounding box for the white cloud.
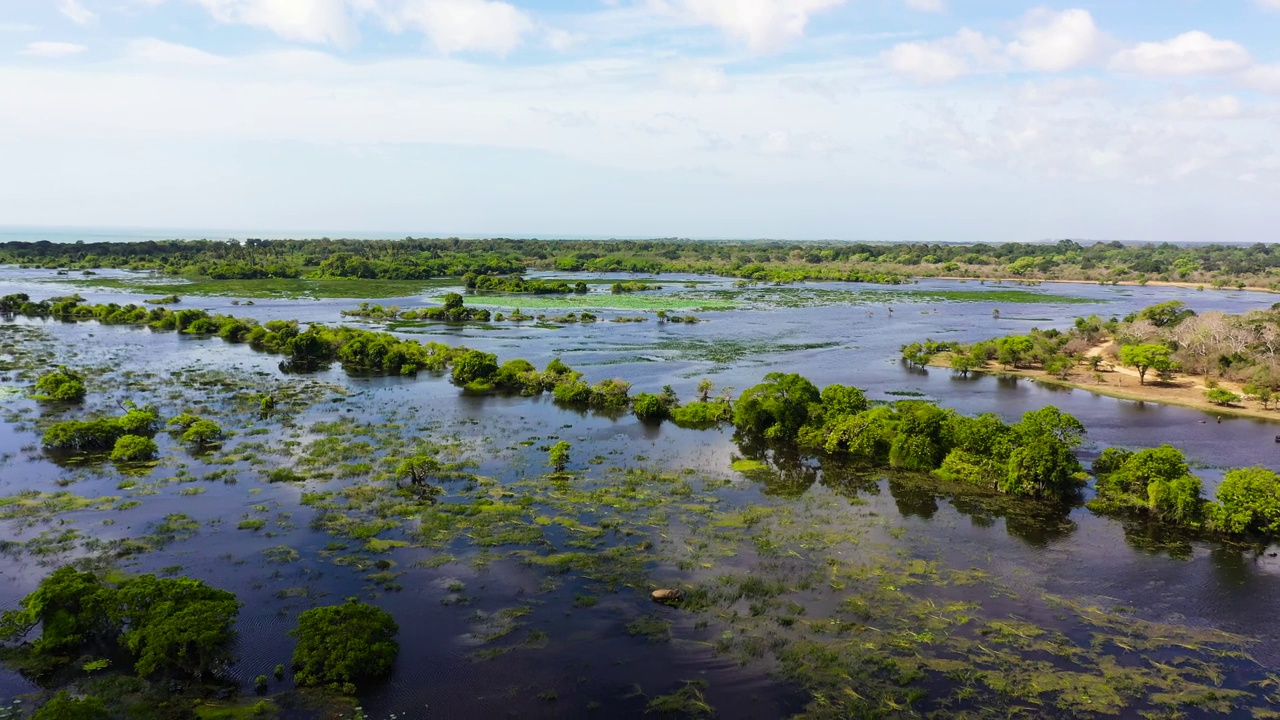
[1110,31,1252,76]
[18,41,88,58]
[660,63,733,93]
[903,0,944,11]
[1006,8,1104,72]
[666,0,846,52]
[0,23,38,32]
[59,0,97,26]
[193,0,359,46]
[883,28,1003,84]
[128,38,229,66]
[374,0,534,55]
[1241,64,1280,94]
[1151,95,1243,120]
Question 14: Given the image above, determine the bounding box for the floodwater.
[1,268,1279,718]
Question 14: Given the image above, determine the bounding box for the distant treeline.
[39,237,1280,285]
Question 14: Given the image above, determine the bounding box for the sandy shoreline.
[931,351,1280,423]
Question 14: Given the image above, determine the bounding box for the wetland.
[2,256,1280,719]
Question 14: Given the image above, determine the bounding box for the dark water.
[1,269,1278,717]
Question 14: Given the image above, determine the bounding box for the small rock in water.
[651,588,682,603]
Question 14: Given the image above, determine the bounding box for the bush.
[1211,467,1280,537]
[33,368,86,402]
[32,691,107,720]
[631,392,670,421]
[291,601,399,692]
[110,435,158,463]
[182,420,225,446]
[1206,388,1241,406]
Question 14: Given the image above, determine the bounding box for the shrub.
[1206,388,1240,406]
[182,420,225,446]
[291,601,398,692]
[33,368,86,402]
[110,435,158,463]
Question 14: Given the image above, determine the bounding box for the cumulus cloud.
[661,63,733,93]
[1151,95,1243,120]
[59,0,97,26]
[193,0,359,46]
[128,38,229,66]
[883,28,1003,83]
[1110,31,1252,76]
[666,0,846,52]
[1241,64,1280,94]
[1006,8,1105,72]
[374,0,534,55]
[18,41,88,58]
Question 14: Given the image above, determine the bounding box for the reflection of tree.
[816,458,882,500]
[887,476,938,519]
[1119,518,1194,561]
[885,472,1077,546]
[732,434,817,497]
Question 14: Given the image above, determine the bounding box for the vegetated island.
[9,237,1280,291]
[904,299,1280,420]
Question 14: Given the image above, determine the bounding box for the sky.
[2,1,1280,242]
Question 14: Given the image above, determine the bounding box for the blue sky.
[2,1,1280,242]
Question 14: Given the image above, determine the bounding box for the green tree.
[819,384,869,418]
[733,373,821,442]
[113,574,240,678]
[950,353,980,376]
[1002,407,1086,499]
[548,441,571,472]
[291,601,399,692]
[450,350,498,386]
[996,335,1033,368]
[182,420,225,446]
[888,401,952,471]
[1136,300,1194,327]
[441,292,464,310]
[1118,344,1173,385]
[33,367,87,402]
[110,435,158,463]
[395,455,440,486]
[1211,467,1280,537]
[900,342,932,369]
[631,393,670,422]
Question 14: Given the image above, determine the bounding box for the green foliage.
[1205,388,1240,406]
[113,574,240,677]
[182,420,225,446]
[33,367,87,402]
[950,353,980,376]
[32,691,108,720]
[1092,445,1205,524]
[291,600,399,691]
[632,392,672,422]
[995,335,1033,368]
[1135,300,1195,327]
[1001,407,1086,499]
[0,567,238,679]
[888,401,953,471]
[548,441,571,473]
[1210,467,1280,537]
[1118,344,1175,385]
[670,401,732,429]
[42,405,160,452]
[450,350,499,387]
[110,435,158,463]
[734,373,821,442]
